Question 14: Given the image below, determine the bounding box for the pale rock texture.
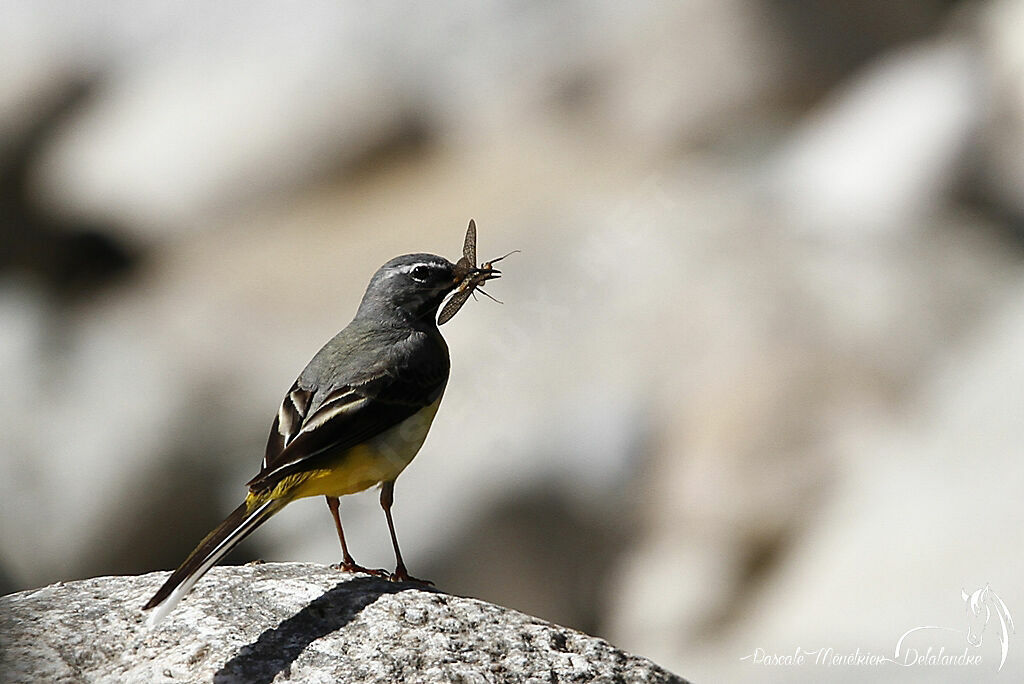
[0,562,686,684]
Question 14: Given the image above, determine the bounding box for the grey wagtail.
[143,229,501,625]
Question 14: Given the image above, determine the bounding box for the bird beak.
[453,266,500,287]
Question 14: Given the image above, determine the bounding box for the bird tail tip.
[139,498,283,626]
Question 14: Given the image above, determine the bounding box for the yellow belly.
[279,395,443,501]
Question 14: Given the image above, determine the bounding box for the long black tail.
[142,497,287,626]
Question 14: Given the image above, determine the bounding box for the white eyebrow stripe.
[382,262,443,279]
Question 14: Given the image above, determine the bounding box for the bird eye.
[410,265,431,282]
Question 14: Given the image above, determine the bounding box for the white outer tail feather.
[144,499,282,628]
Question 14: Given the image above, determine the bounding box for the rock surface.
[0,562,686,684]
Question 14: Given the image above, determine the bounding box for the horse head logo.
[962,584,1015,670]
[895,585,1015,671]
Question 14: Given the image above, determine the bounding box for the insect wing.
[438,286,475,325]
[463,219,478,265]
[454,256,474,279]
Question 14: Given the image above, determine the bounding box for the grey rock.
[0,562,686,684]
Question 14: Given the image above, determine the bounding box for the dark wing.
[262,381,314,469]
[248,345,448,493]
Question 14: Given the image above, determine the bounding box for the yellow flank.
[246,395,444,507]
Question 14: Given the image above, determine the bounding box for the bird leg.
[380,481,433,585]
[325,495,386,577]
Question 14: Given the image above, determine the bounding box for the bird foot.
[330,561,388,577]
[390,568,434,586]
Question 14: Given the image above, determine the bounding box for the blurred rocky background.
[1,1,1023,682]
